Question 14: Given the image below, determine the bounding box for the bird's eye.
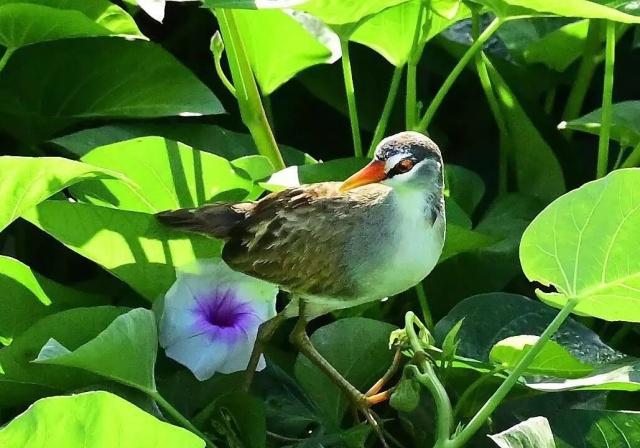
[395,159,414,173]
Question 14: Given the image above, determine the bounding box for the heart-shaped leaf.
[559,101,640,147]
[489,416,555,448]
[520,169,640,322]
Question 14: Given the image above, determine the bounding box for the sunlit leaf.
[0,37,223,143]
[233,8,340,94]
[477,0,640,23]
[520,169,640,321]
[559,100,640,147]
[489,416,555,448]
[295,0,409,25]
[0,391,204,448]
[0,156,118,232]
[523,20,590,72]
[490,335,594,378]
[35,308,158,392]
[22,201,219,300]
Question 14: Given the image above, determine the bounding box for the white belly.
[354,190,445,299]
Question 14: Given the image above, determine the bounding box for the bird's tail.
[156,203,252,239]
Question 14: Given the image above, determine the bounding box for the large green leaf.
[0,156,118,233]
[233,8,339,95]
[295,0,409,25]
[0,306,127,409]
[434,293,620,364]
[22,201,220,300]
[549,410,640,448]
[478,0,640,22]
[489,416,555,448]
[35,308,157,392]
[294,318,396,425]
[0,0,141,35]
[0,256,104,346]
[522,20,590,72]
[0,37,223,143]
[559,101,640,147]
[0,391,204,448]
[490,335,594,378]
[484,56,565,202]
[0,4,112,49]
[71,136,264,213]
[50,122,314,166]
[520,169,640,321]
[351,0,471,66]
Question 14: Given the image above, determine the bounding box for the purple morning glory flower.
[159,260,277,380]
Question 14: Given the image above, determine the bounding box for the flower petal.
[164,332,230,381]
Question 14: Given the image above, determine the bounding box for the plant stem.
[369,65,404,156]
[472,14,509,196]
[452,368,501,419]
[0,47,14,71]
[621,141,640,168]
[150,391,218,448]
[449,298,579,448]
[414,282,434,332]
[406,3,426,129]
[215,9,285,170]
[561,20,603,137]
[340,39,362,157]
[597,20,616,179]
[416,17,502,132]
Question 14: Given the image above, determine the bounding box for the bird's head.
[340,131,443,193]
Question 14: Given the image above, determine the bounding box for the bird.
[156,131,445,442]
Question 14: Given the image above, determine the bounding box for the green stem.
[406,3,426,129]
[150,391,218,448]
[369,65,404,156]
[416,17,502,132]
[414,282,434,332]
[473,14,509,196]
[597,20,616,179]
[449,298,579,448]
[562,20,603,137]
[215,9,285,170]
[0,47,14,71]
[621,141,640,168]
[340,39,362,157]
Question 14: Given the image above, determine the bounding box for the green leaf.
[523,20,590,72]
[0,306,128,409]
[434,293,621,364]
[0,391,204,448]
[390,376,421,412]
[0,4,112,49]
[51,122,314,166]
[295,0,410,25]
[22,201,219,300]
[203,0,305,8]
[0,256,104,346]
[0,37,223,143]
[478,0,640,23]
[209,392,266,448]
[484,55,565,202]
[490,335,594,378]
[442,318,464,363]
[232,8,339,95]
[294,318,396,425]
[0,156,118,232]
[559,100,640,147]
[351,0,471,66]
[520,168,640,321]
[445,165,485,217]
[549,409,640,448]
[441,224,500,262]
[0,0,142,35]
[489,416,555,448]
[35,308,158,392]
[72,136,263,213]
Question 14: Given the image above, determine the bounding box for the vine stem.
[449,298,579,448]
[472,13,509,196]
[150,391,218,448]
[405,2,426,129]
[621,141,640,168]
[340,39,362,157]
[215,9,285,170]
[416,17,502,132]
[414,282,434,332]
[596,20,616,179]
[368,65,404,156]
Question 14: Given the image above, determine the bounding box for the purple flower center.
[191,289,258,343]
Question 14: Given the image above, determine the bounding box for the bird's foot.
[349,392,390,448]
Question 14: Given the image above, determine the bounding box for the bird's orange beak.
[339,160,387,192]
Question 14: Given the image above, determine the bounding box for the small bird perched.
[157,131,445,441]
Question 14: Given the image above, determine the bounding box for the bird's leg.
[364,345,403,405]
[242,313,286,392]
[289,300,389,448]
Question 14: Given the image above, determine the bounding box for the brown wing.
[222,182,388,299]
